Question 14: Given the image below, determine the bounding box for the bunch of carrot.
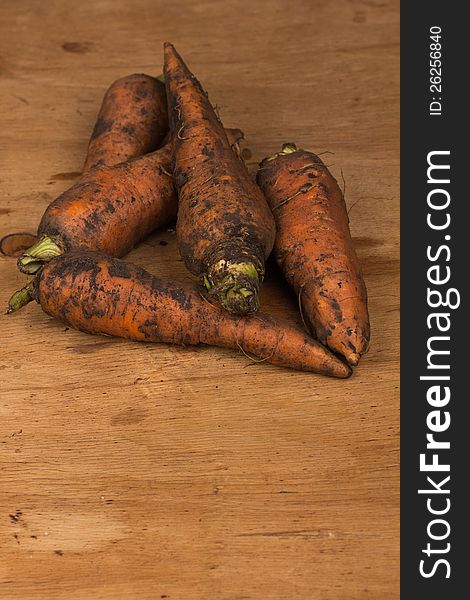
[7,43,370,378]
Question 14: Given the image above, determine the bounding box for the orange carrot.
[14,128,244,285]
[82,74,168,173]
[163,43,275,315]
[9,252,351,378]
[257,144,370,366]
[17,145,176,275]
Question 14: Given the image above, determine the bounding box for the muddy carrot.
[82,74,168,173]
[15,128,244,278]
[163,42,275,315]
[257,144,370,366]
[8,252,351,378]
[17,145,176,275]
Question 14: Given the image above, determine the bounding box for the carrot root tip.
[17,235,63,274]
[6,281,35,314]
[339,362,353,378]
[204,260,261,315]
[345,352,361,367]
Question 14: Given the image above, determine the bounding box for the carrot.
[15,128,244,279]
[8,74,168,270]
[82,74,168,174]
[163,43,276,315]
[16,145,176,275]
[8,252,351,378]
[256,144,370,366]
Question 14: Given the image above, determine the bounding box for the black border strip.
[401,4,467,597]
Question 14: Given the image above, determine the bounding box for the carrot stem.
[17,235,63,274]
[6,281,34,314]
[203,260,261,314]
[263,143,301,164]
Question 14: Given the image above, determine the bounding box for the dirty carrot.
[256,144,370,366]
[82,73,168,174]
[8,252,351,378]
[163,42,275,315]
[15,128,244,280]
[16,145,176,277]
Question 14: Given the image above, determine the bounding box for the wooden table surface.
[0,1,399,598]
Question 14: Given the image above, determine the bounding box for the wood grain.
[0,0,399,598]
